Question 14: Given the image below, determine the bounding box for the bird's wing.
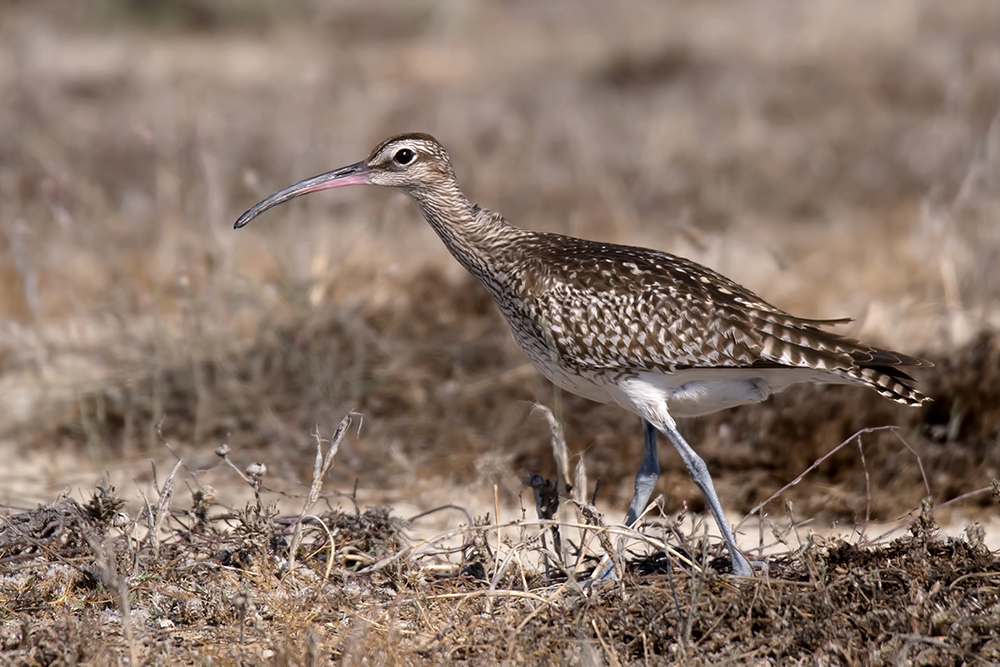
[517,234,930,381]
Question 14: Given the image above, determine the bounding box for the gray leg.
[598,420,660,580]
[624,420,660,527]
[660,421,753,577]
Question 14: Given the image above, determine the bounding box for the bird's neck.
[409,183,520,282]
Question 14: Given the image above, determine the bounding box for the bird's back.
[477,227,930,410]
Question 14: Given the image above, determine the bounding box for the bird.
[234,132,932,577]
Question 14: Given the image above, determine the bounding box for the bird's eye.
[394,148,415,165]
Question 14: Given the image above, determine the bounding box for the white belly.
[531,360,618,404]
[531,362,853,421]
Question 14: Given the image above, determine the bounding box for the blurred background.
[1,0,998,536]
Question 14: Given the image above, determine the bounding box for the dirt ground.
[1,0,1000,664]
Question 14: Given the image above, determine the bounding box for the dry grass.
[2,439,999,665]
[1,0,1000,662]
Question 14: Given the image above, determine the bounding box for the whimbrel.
[235,133,931,577]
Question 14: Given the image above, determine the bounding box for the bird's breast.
[485,292,618,404]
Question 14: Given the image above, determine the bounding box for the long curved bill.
[233,161,372,229]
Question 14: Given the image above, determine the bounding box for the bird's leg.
[596,420,661,581]
[623,420,660,527]
[597,420,755,580]
[660,422,754,577]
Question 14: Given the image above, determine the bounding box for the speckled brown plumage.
[470,230,930,408]
[235,132,933,578]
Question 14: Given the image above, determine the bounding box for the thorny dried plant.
[284,413,358,578]
[2,415,1000,664]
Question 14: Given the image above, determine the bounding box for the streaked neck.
[407,182,516,279]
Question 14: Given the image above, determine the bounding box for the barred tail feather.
[850,364,930,406]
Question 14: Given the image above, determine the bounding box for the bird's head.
[234,132,454,229]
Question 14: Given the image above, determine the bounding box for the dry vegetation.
[2,0,1000,663]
